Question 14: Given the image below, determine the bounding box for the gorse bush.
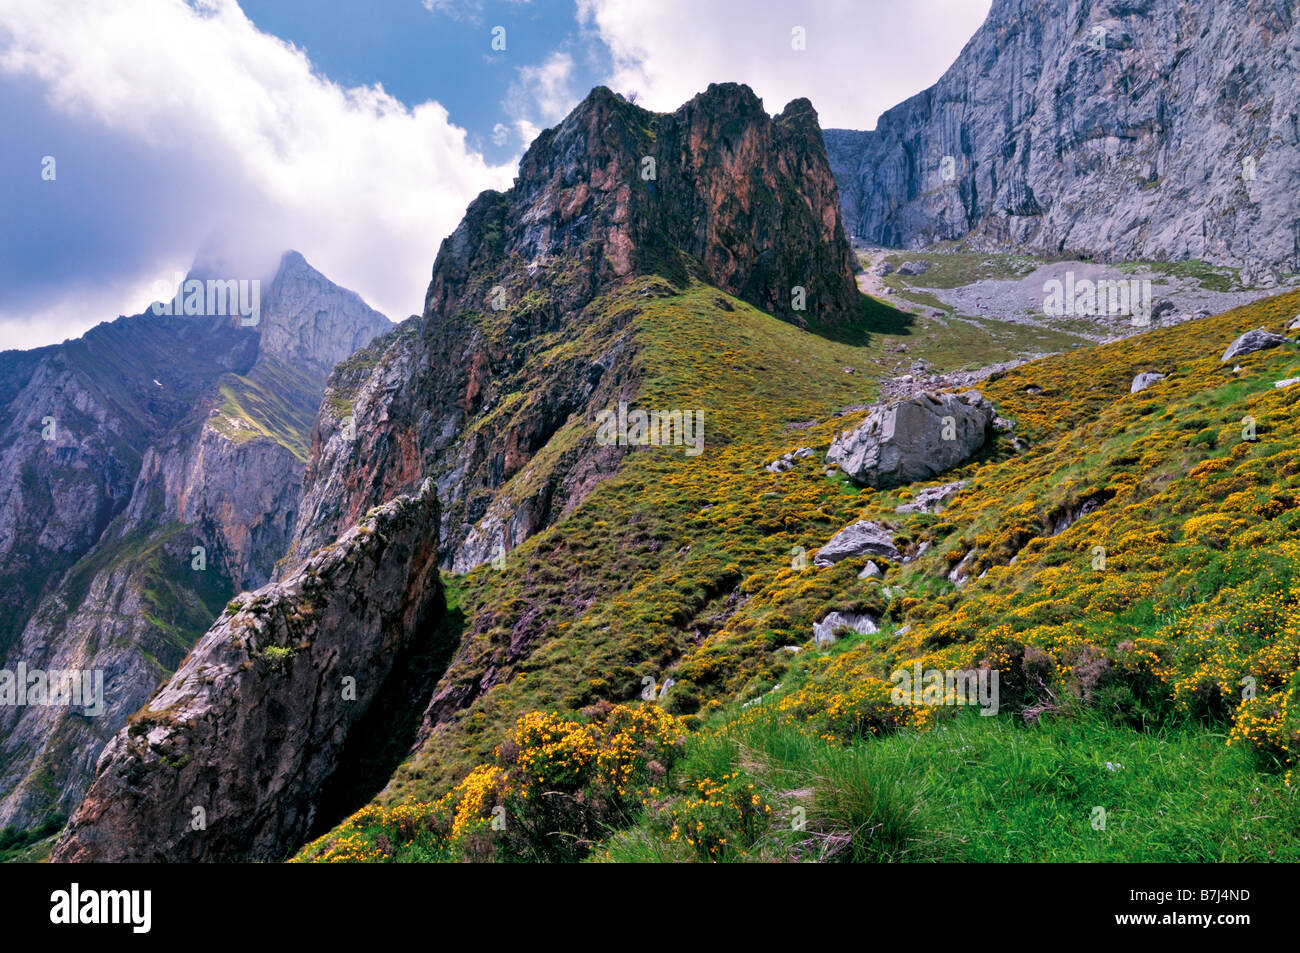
[296,702,685,862]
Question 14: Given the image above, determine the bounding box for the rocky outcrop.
[814,521,900,567]
[285,83,860,574]
[825,0,1300,275]
[1131,372,1166,394]
[827,391,995,489]
[1222,328,1287,362]
[52,482,442,863]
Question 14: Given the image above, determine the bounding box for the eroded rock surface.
[52,482,442,863]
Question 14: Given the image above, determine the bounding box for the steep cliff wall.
[826,0,1300,276]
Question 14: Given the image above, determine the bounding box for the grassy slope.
[298,280,1300,862]
[209,355,319,462]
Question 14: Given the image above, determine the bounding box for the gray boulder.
[827,390,994,489]
[1130,372,1166,394]
[896,480,968,514]
[1222,328,1287,362]
[814,520,900,567]
[812,611,877,648]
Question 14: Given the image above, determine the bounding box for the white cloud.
[0,0,515,348]
[576,0,992,130]
[504,50,577,146]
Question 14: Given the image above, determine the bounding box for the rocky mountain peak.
[426,81,858,331]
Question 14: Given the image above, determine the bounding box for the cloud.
[504,50,577,146]
[576,0,992,131]
[0,0,516,349]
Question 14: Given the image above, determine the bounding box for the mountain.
[825,0,1300,279]
[287,83,861,575]
[53,82,875,862]
[0,252,389,834]
[52,70,1300,866]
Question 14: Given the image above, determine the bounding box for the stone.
[1222,328,1287,362]
[814,521,900,567]
[896,480,968,514]
[826,390,994,489]
[858,561,882,579]
[812,611,877,648]
[1131,372,1166,394]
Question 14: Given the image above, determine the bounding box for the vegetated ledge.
[51,480,444,863]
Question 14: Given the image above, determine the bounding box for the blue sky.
[241,0,606,163]
[0,0,991,349]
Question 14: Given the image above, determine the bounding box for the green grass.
[209,355,318,461]
[602,705,1299,862]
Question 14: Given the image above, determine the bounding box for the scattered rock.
[948,549,978,586]
[905,540,931,562]
[812,611,877,647]
[1130,371,1166,394]
[1151,300,1177,321]
[1289,315,1300,332]
[896,260,932,277]
[896,480,968,514]
[827,390,995,489]
[1275,378,1300,389]
[858,561,882,579]
[765,447,814,473]
[814,520,900,567]
[1222,328,1287,362]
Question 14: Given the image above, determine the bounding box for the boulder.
[1222,328,1287,362]
[858,561,882,579]
[896,480,968,514]
[812,611,877,647]
[826,390,994,488]
[814,520,899,567]
[1130,372,1166,394]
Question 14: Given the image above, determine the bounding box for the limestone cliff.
[825,0,1300,277]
